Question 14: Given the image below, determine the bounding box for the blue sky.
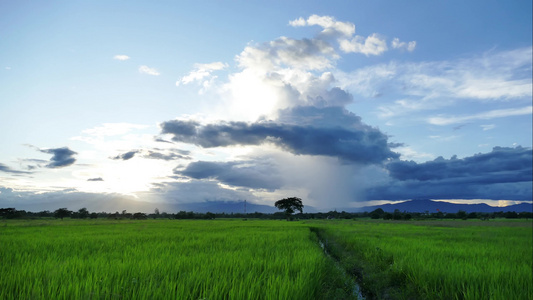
[1,1,531,211]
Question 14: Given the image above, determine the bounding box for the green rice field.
[1,218,532,299]
[312,219,533,299]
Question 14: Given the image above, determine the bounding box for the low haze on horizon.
[1,1,532,212]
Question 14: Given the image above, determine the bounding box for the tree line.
[366,208,532,220]
[1,207,531,220]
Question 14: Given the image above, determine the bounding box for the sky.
[0,0,532,212]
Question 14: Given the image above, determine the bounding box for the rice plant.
[311,219,533,299]
[0,219,334,299]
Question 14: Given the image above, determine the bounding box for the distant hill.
[170,201,278,214]
[7,199,278,214]
[7,197,531,214]
[358,199,533,213]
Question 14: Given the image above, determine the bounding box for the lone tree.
[275,197,304,221]
[54,208,72,220]
[77,207,89,219]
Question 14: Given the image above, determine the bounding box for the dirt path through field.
[313,229,365,300]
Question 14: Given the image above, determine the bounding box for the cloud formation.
[387,146,532,182]
[143,149,190,161]
[160,112,400,164]
[237,36,338,71]
[145,180,259,204]
[427,106,532,125]
[177,62,228,86]
[367,146,533,200]
[289,15,355,38]
[113,55,130,61]
[289,15,414,56]
[0,163,31,174]
[4,14,529,211]
[39,147,77,168]
[481,124,495,131]
[340,33,388,56]
[112,149,191,161]
[337,47,532,118]
[367,180,532,201]
[139,65,160,76]
[112,150,139,161]
[391,38,416,52]
[178,160,282,191]
[87,177,104,181]
[173,15,418,123]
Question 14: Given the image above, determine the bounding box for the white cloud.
[139,65,160,76]
[237,37,338,71]
[289,15,355,38]
[176,62,228,86]
[180,15,416,124]
[456,77,531,99]
[221,69,282,121]
[376,97,453,119]
[113,55,130,61]
[337,47,533,118]
[218,50,352,121]
[428,106,532,125]
[289,15,420,58]
[339,33,388,55]
[68,123,179,196]
[288,17,306,27]
[391,38,416,52]
[481,124,496,131]
[395,146,435,162]
[336,62,397,98]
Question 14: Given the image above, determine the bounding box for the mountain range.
[168,199,533,214]
[5,198,532,214]
[171,199,533,214]
[356,199,533,214]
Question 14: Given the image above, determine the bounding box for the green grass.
[1,218,531,299]
[311,219,533,299]
[0,219,350,299]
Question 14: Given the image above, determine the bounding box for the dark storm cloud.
[154,137,175,144]
[112,150,139,161]
[0,163,32,174]
[87,177,104,181]
[387,146,532,183]
[161,107,399,164]
[177,160,282,191]
[144,149,191,161]
[161,120,199,136]
[12,158,49,171]
[367,146,533,200]
[112,149,191,161]
[40,147,77,168]
[366,180,532,201]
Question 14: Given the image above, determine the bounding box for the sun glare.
[225,70,280,121]
[75,160,171,195]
